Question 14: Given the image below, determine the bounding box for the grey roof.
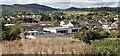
[88,21,101,26]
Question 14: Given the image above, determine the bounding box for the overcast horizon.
[0,0,120,9]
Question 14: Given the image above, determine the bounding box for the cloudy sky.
[0,0,120,9]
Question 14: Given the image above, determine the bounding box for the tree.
[23,18,34,23]
[40,14,51,21]
[53,15,61,21]
[83,35,90,44]
[85,30,100,40]
[73,30,100,44]
[2,20,22,41]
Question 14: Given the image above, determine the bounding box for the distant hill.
[1,4,58,15]
[81,7,120,13]
[66,7,80,11]
[66,7,120,13]
[1,4,120,16]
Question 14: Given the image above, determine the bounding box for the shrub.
[91,39,119,56]
[74,31,85,40]
[109,30,119,38]
[2,21,21,41]
[80,26,88,30]
[118,31,120,38]
[73,30,100,43]
[86,30,100,40]
[99,30,109,38]
[82,35,90,44]
[2,26,21,40]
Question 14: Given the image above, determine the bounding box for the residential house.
[101,22,111,31]
[60,20,81,28]
[111,22,119,30]
[87,21,101,30]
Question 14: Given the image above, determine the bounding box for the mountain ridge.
[1,4,120,13]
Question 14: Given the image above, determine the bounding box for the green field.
[63,11,90,15]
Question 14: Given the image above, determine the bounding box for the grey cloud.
[92,2,117,7]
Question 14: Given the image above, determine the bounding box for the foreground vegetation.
[1,37,119,55]
[1,38,90,54]
[73,30,120,56]
[91,39,120,56]
[73,30,120,44]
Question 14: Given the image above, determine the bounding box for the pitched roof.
[21,21,56,29]
[88,21,101,27]
[62,20,80,27]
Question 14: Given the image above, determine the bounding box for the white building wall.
[43,27,80,34]
[102,25,109,29]
[43,28,57,33]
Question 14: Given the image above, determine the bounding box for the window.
[36,33,38,35]
[72,29,78,32]
[30,29,35,31]
[31,33,34,35]
[57,30,68,34]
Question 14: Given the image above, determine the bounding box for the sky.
[0,0,120,9]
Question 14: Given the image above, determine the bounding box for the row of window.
[27,33,43,35]
[57,29,79,34]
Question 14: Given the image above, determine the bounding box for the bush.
[74,30,85,40]
[73,30,100,43]
[80,26,88,30]
[2,26,21,40]
[91,39,119,56]
[2,21,21,41]
[86,30,100,40]
[118,31,120,38]
[109,30,119,38]
[99,30,109,38]
[82,35,90,44]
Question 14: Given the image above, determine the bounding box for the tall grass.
[1,38,91,54]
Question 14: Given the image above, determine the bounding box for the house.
[111,22,119,30]
[87,21,101,30]
[101,23,111,31]
[60,20,81,28]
